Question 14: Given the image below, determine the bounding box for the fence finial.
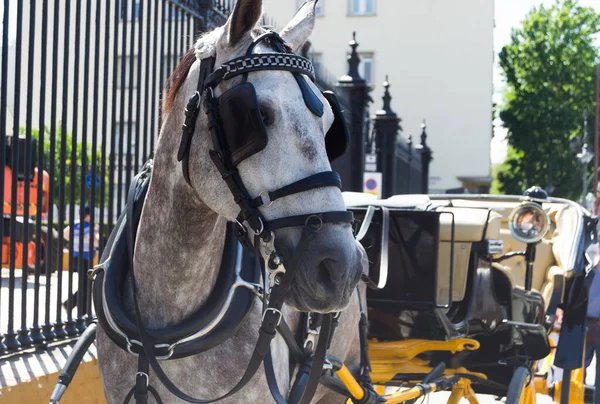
[346,32,363,81]
[420,119,429,148]
[382,75,393,114]
[418,119,433,193]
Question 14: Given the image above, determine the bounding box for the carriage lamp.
[508,202,550,245]
[509,201,550,292]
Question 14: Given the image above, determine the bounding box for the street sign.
[365,153,377,172]
[363,172,382,199]
[86,173,101,190]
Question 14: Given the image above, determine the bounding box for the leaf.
[496,0,600,199]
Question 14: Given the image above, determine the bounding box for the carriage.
[51,186,598,404]
[323,188,598,403]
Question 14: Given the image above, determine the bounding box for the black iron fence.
[0,1,432,357]
[0,0,218,355]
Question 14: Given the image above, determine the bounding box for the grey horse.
[97,0,368,403]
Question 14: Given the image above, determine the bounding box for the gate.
[0,0,433,356]
[0,0,235,355]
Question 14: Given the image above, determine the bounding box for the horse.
[96,1,367,403]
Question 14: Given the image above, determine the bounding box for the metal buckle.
[88,262,106,280]
[126,340,175,360]
[304,313,321,351]
[135,372,149,388]
[262,308,283,327]
[259,191,274,207]
[305,215,323,233]
[194,91,201,109]
[254,216,264,236]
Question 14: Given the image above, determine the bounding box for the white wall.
[264,0,494,192]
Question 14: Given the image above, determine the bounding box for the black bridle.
[125,31,356,404]
[178,31,353,250]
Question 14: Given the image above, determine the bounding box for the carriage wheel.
[506,366,536,404]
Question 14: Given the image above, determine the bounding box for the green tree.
[497,0,600,199]
[21,126,108,208]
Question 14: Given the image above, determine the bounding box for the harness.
[80,31,370,404]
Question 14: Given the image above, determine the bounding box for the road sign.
[363,172,382,199]
[365,153,377,172]
[86,173,101,190]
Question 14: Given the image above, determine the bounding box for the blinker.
[218,82,269,166]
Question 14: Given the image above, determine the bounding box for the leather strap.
[277,319,304,363]
[134,356,149,404]
[204,53,316,88]
[121,349,163,404]
[178,57,216,187]
[266,211,354,232]
[251,172,343,208]
[265,315,333,404]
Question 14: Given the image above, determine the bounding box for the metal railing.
[0,0,203,355]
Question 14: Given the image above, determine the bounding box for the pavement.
[0,269,597,402]
[0,268,85,340]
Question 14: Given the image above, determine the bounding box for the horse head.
[163,0,366,313]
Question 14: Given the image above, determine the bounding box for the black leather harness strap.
[265,314,333,404]
[178,57,216,187]
[251,172,343,208]
[266,211,354,233]
[204,53,316,88]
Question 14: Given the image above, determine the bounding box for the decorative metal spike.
[347,31,362,81]
[382,76,393,114]
[420,119,429,148]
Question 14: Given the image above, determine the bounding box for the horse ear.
[226,0,263,46]
[280,0,317,52]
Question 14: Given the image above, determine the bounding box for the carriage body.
[345,192,598,403]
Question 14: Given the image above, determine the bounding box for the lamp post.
[577,111,594,206]
[577,143,594,205]
[577,112,594,206]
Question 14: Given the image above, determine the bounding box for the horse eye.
[260,108,274,126]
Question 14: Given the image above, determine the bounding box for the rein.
[122,31,356,404]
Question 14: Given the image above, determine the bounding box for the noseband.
[126,32,355,404]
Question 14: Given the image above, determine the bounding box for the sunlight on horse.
[97,0,367,402]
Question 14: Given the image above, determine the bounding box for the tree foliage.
[497,0,600,198]
[21,125,108,207]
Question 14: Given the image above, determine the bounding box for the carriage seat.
[436,208,503,304]
[492,229,559,309]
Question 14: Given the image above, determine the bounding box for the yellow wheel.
[506,366,536,404]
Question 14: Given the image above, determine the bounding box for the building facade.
[263,0,495,193]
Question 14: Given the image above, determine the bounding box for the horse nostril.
[318,258,343,283]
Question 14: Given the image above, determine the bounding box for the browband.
[205,53,316,88]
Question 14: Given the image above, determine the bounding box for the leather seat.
[497,229,555,291]
[437,208,502,304]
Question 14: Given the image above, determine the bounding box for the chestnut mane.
[163,48,198,116]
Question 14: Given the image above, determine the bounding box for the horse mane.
[163,48,198,116]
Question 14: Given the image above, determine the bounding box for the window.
[350,0,375,16]
[358,53,374,84]
[297,0,324,16]
[119,0,141,21]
